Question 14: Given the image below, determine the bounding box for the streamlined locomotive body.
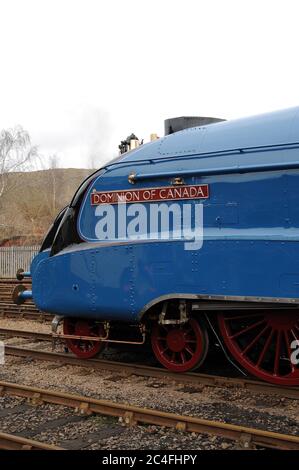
[15,107,299,385]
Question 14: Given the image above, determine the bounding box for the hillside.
[0,168,94,246]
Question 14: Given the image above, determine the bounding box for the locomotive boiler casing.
[31,107,299,321]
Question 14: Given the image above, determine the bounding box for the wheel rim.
[63,318,105,359]
[218,311,299,385]
[151,318,209,372]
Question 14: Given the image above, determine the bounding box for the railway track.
[1,279,299,401]
[0,379,298,450]
[2,340,299,401]
[1,283,299,450]
[0,306,52,321]
[0,431,63,450]
[0,278,52,321]
[0,327,51,341]
[0,278,29,283]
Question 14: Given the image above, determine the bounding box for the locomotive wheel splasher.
[218,311,299,385]
[151,318,209,372]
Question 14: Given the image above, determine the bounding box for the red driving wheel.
[151,318,209,372]
[63,318,106,359]
[218,310,299,385]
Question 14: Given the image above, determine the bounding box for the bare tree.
[0,126,37,200]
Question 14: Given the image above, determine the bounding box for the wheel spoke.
[256,329,274,367]
[284,330,295,373]
[291,328,299,341]
[224,313,264,321]
[274,331,282,375]
[180,351,186,364]
[229,319,266,339]
[185,345,195,355]
[241,325,269,355]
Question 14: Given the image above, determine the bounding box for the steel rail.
[3,344,299,400]
[0,303,38,310]
[0,431,63,450]
[0,279,31,285]
[0,327,51,341]
[0,309,52,321]
[0,379,298,450]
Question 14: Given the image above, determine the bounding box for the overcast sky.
[1,0,299,169]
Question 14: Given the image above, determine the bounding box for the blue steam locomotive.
[14,107,299,386]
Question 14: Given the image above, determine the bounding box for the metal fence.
[0,246,40,278]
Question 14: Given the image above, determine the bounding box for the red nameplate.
[91,184,209,205]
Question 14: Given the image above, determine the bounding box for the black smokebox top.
[164,116,225,136]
